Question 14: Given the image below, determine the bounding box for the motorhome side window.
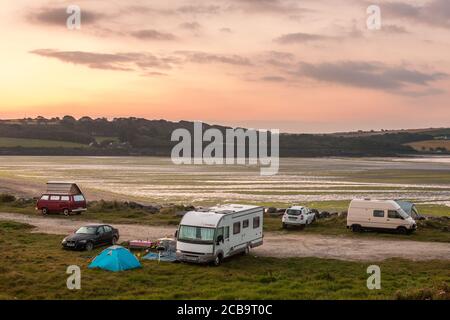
[224,226,230,239]
[373,210,384,217]
[233,222,241,235]
[243,219,249,228]
[253,216,260,229]
[388,210,401,219]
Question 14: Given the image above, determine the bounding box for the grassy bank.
[1,197,449,243]
[0,221,448,300]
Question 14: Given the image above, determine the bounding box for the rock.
[339,211,348,218]
[265,207,277,214]
[320,211,330,219]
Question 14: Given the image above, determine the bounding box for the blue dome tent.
[88,246,141,272]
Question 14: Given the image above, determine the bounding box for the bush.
[0,194,16,203]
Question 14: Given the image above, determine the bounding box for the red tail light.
[300,215,304,220]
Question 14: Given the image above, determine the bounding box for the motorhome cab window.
[41,195,49,200]
[74,195,85,201]
[178,225,215,243]
[373,210,384,217]
[61,196,70,201]
[388,210,402,219]
[50,195,60,201]
[253,216,260,228]
[243,220,249,228]
[233,222,241,234]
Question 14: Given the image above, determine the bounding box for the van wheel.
[352,225,362,233]
[397,227,407,235]
[85,242,94,251]
[299,224,306,230]
[41,208,48,215]
[63,209,70,216]
[213,254,222,266]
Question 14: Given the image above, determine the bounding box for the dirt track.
[1,212,449,262]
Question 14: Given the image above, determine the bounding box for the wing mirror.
[174,230,178,239]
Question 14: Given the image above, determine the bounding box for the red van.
[36,182,87,216]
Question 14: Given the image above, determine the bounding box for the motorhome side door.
[215,227,229,255]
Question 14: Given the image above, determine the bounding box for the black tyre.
[85,242,94,251]
[41,208,48,215]
[397,227,407,235]
[352,224,362,233]
[63,209,70,216]
[299,224,306,230]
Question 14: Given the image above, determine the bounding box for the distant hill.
[0,116,448,157]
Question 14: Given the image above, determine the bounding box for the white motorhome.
[175,204,264,265]
[347,199,417,234]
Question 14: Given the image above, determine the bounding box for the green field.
[0,137,88,148]
[0,221,448,300]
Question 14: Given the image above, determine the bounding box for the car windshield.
[178,225,215,244]
[286,209,302,215]
[75,226,97,234]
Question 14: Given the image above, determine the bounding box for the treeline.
[0,116,444,157]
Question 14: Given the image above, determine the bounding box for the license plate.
[185,256,198,261]
[289,217,297,220]
[66,243,75,247]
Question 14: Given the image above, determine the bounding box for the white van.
[175,204,264,265]
[347,199,417,234]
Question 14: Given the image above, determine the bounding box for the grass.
[0,137,88,148]
[407,140,450,152]
[0,221,448,300]
[1,198,449,243]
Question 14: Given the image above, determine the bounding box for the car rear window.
[74,195,85,202]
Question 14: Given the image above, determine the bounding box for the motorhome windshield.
[286,209,302,215]
[178,225,215,244]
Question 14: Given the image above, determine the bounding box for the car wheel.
[397,227,407,235]
[63,209,70,216]
[41,208,48,215]
[213,254,222,266]
[111,236,118,245]
[85,242,94,251]
[352,225,362,233]
[299,224,306,230]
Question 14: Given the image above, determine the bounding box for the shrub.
[0,194,16,203]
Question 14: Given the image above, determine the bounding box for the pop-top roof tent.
[46,182,83,195]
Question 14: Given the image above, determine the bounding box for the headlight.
[62,238,67,244]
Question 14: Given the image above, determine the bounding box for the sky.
[0,0,449,133]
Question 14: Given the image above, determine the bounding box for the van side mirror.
[174,230,178,239]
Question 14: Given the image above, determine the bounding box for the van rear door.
[73,194,87,210]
